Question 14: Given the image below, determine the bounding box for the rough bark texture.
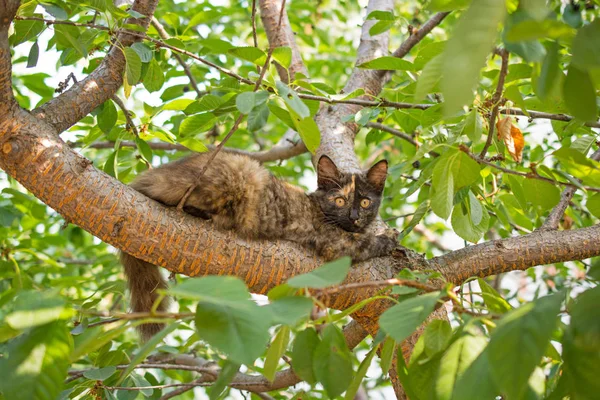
[32,0,159,132]
[2,2,600,399]
[259,0,308,82]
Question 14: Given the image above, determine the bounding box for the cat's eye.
[360,198,371,208]
[335,197,346,207]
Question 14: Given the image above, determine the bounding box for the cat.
[121,151,398,339]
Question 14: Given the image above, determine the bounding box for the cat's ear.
[317,155,341,190]
[366,160,388,192]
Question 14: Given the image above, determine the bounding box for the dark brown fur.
[122,152,396,340]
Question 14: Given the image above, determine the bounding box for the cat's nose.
[350,209,359,221]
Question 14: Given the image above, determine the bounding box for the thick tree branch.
[0,0,20,110]
[32,0,159,132]
[259,0,308,82]
[432,223,600,284]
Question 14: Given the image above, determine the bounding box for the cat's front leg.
[315,228,398,262]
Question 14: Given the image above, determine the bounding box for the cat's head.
[312,155,388,233]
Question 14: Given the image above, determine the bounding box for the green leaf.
[98,100,118,134]
[267,296,313,326]
[276,81,310,118]
[179,113,216,136]
[124,47,142,85]
[287,257,351,289]
[26,41,39,68]
[369,20,394,36]
[379,336,396,373]
[435,328,488,400]
[571,136,596,154]
[236,91,256,114]
[423,320,452,357]
[117,323,180,384]
[162,99,195,111]
[399,200,429,239]
[478,278,512,314]
[562,286,600,399]
[427,0,471,12]
[506,19,575,42]
[432,154,455,219]
[522,178,560,211]
[553,147,600,186]
[442,0,506,115]
[487,292,563,399]
[169,276,251,301]
[228,46,266,65]
[453,349,499,400]
[263,326,290,382]
[143,59,164,92]
[461,108,483,143]
[54,24,86,58]
[131,42,153,63]
[537,41,560,101]
[563,64,598,122]
[344,343,378,400]
[291,328,320,385]
[11,19,44,46]
[572,19,600,70]
[41,4,67,19]
[313,324,354,398]
[415,54,443,102]
[6,291,70,330]
[209,361,240,400]
[181,277,271,365]
[295,116,320,154]
[587,193,600,219]
[503,11,547,63]
[366,10,395,20]
[272,46,292,69]
[0,322,72,400]
[380,291,441,342]
[179,137,209,153]
[358,56,413,71]
[451,195,489,243]
[83,366,117,381]
[247,103,270,132]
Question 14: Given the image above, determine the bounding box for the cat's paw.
[382,228,400,241]
[376,231,399,254]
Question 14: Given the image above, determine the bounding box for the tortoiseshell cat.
[121,152,397,339]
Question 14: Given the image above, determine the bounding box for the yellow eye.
[360,198,371,208]
[335,197,346,207]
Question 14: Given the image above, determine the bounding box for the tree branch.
[0,0,20,110]
[540,147,600,230]
[73,140,307,163]
[151,17,205,98]
[32,0,159,132]
[433,223,600,284]
[480,48,509,158]
[259,0,308,82]
[463,148,600,193]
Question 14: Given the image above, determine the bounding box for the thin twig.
[111,95,139,136]
[251,0,259,48]
[16,16,600,129]
[151,17,205,98]
[315,278,440,296]
[480,49,509,158]
[540,147,600,230]
[462,147,600,193]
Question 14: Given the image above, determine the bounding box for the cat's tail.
[120,251,170,341]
